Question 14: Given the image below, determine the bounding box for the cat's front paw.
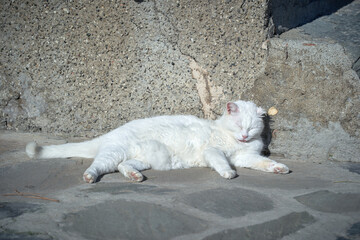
[220,170,237,179]
[268,163,289,174]
[83,172,97,183]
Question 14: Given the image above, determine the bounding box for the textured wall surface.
[1,0,267,136]
[1,0,359,162]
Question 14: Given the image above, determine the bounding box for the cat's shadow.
[92,165,291,183]
[94,174,105,183]
[94,172,149,183]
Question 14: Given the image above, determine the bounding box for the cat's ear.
[227,102,239,114]
[257,107,266,116]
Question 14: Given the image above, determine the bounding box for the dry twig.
[3,190,60,202]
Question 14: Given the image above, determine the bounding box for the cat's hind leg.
[84,145,127,183]
[117,159,151,182]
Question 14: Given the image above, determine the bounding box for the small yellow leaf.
[268,107,278,116]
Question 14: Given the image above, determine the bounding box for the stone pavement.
[0,131,359,240]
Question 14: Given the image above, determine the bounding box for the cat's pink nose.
[242,134,248,139]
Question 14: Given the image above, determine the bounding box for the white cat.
[26,100,289,183]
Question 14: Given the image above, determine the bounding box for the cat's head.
[220,100,265,143]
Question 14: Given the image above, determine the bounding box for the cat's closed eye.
[248,128,256,134]
[249,127,262,134]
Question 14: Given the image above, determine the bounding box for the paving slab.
[179,188,273,218]
[63,200,208,240]
[294,190,360,213]
[1,131,360,240]
[203,212,316,240]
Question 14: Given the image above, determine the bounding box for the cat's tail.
[26,139,100,159]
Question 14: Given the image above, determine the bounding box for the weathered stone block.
[244,39,360,162]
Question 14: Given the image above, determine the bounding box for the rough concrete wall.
[0,0,268,137]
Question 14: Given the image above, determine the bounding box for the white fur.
[26,100,289,183]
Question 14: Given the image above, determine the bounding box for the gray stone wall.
[1,0,359,162]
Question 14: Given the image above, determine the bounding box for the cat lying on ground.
[26,100,289,183]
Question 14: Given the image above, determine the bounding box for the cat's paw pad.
[270,163,289,174]
[83,173,96,183]
[127,171,144,182]
[220,170,237,179]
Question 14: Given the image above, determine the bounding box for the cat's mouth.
[238,139,247,143]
